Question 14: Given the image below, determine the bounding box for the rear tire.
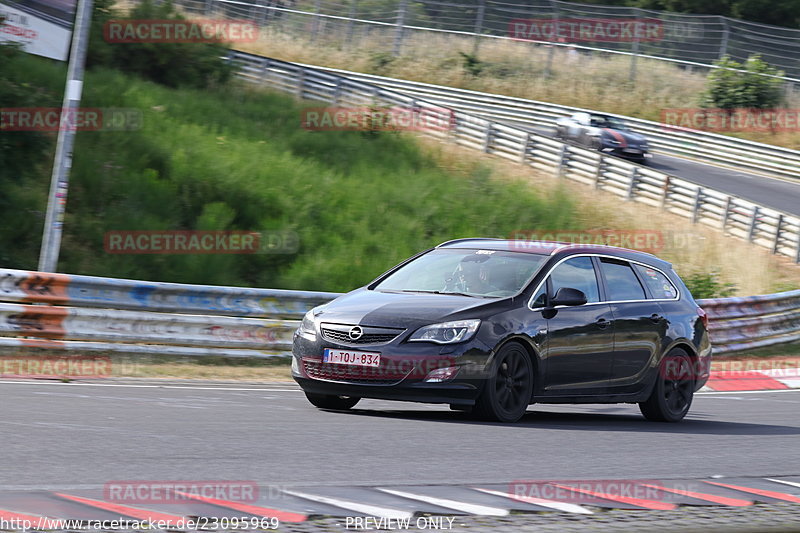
[305,392,360,410]
[639,349,694,422]
[474,342,533,423]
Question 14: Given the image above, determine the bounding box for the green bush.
[683,271,737,299]
[702,55,785,110]
[88,0,233,89]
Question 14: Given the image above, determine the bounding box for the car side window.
[549,256,600,303]
[600,258,647,301]
[633,264,678,299]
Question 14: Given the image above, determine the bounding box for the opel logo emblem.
[349,326,363,340]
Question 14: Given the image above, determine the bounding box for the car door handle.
[650,313,663,323]
[596,318,612,329]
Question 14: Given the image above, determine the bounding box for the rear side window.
[600,258,646,301]
[634,264,678,300]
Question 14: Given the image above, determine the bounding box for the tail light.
[697,307,708,329]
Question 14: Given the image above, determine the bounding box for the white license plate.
[323,348,381,367]
[623,148,643,154]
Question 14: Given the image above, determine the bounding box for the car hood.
[602,128,647,145]
[313,288,495,329]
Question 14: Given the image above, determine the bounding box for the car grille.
[302,359,407,385]
[320,323,403,346]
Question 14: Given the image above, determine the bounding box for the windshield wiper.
[400,289,483,298]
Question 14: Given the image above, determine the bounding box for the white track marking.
[765,479,800,490]
[282,490,413,519]
[473,487,593,514]
[0,380,301,392]
[377,488,509,516]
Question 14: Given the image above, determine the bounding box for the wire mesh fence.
[175,0,800,83]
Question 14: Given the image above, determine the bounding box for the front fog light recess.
[424,366,459,383]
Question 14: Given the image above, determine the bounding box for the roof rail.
[436,238,503,248]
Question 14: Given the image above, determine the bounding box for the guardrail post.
[625,167,639,199]
[554,145,569,179]
[721,196,732,229]
[519,132,531,163]
[691,187,703,223]
[260,58,272,84]
[393,0,408,56]
[718,16,729,59]
[773,214,784,254]
[660,175,671,208]
[594,156,606,189]
[332,78,342,105]
[483,123,494,153]
[296,69,305,99]
[748,206,760,242]
[795,229,800,264]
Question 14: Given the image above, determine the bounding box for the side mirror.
[551,287,587,307]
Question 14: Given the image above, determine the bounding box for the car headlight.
[409,319,481,344]
[297,309,318,341]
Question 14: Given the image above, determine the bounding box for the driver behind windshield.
[453,259,498,294]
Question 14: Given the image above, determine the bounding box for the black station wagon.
[292,239,711,423]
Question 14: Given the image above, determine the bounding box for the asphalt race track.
[2,380,799,487]
[510,122,800,216]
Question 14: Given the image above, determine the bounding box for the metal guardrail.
[281,61,800,183]
[0,268,338,358]
[227,51,800,265]
[0,269,798,356]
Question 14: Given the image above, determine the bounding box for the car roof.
[436,238,671,268]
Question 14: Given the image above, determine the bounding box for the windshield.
[373,248,548,298]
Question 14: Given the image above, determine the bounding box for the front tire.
[474,342,533,423]
[639,349,694,422]
[305,392,360,410]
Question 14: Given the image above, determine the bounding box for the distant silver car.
[555,112,650,163]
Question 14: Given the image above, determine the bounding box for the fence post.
[773,214,784,254]
[629,8,641,82]
[747,206,760,242]
[204,0,214,16]
[260,58,272,84]
[721,196,732,229]
[625,166,638,199]
[660,175,671,208]
[718,16,729,59]
[691,187,703,223]
[472,0,486,56]
[332,77,342,105]
[393,0,408,56]
[346,0,358,47]
[310,0,322,42]
[545,0,559,79]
